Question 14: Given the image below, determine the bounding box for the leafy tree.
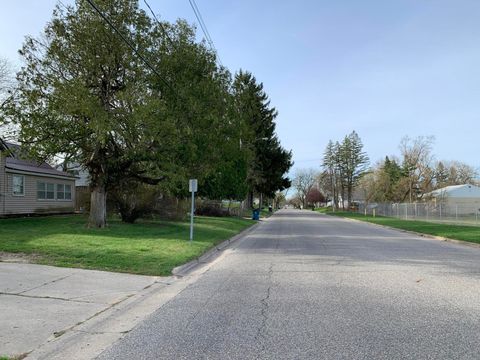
[399,135,435,201]
[274,191,286,209]
[200,151,249,201]
[5,0,169,227]
[110,182,161,223]
[0,57,13,111]
[151,19,239,197]
[306,187,325,207]
[0,57,18,138]
[356,171,377,205]
[4,1,240,227]
[292,168,317,208]
[435,160,478,187]
[356,138,478,204]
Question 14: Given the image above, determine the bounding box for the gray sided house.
[0,139,76,216]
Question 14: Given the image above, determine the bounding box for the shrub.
[196,200,230,217]
[110,183,162,223]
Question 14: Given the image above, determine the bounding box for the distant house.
[56,163,90,188]
[0,139,76,216]
[55,162,90,212]
[426,184,480,215]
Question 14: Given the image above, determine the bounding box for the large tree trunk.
[331,171,336,211]
[246,191,254,209]
[89,185,107,228]
[347,184,353,210]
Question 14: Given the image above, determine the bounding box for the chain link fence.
[357,202,480,226]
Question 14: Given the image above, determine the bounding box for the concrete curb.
[172,220,262,276]
[327,213,480,249]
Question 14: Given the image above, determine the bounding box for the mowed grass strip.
[321,210,480,244]
[0,215,255,276]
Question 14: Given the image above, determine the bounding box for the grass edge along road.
[317,209,480,244]
[0,215,255,276]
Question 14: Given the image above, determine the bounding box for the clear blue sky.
[1,0,479,172]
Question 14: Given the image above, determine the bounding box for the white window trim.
[56,183,65,200]
[55,184,73,202]
[37,181,47,201]
[64,185,72,201]
[46,183,55,200]
[12,175,25,197]
[37,181,56,201]
[36,182,74,202]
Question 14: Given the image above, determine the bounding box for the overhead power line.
[189,0,213,45]
[143,0,175,46]
[85,0,174,93]
[187,0,223,67]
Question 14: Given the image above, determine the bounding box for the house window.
[12,175,24,196]
[57,184,72,200]
[46,183,55,199]
[57,184,65,200]
[65,185,72,200]
[37,182,55,200]
[37,182,45,199]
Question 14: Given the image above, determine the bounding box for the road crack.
[0,291,96,304]
[255,263,274,358]
[16,273,74,295]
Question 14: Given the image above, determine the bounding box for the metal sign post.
[189,179,198,242]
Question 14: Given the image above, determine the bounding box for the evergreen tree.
[322,131,368,208]
[233,70,292,206]
[322,140,337,209]
[382,156,403,201]
[340,131,369,207]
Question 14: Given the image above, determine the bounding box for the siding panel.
[3,172,75,215]
[0,154,5,215]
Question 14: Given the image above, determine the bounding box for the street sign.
[189,179,198,193]
[189,179,198,241]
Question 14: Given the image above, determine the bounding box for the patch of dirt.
[11,353,29,360]
[0,252,43,263]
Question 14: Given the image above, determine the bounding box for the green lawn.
[0,215,254,276]
[321,210,480,244]
[260,208,275,218]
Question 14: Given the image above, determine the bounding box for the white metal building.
[427,184,480,215]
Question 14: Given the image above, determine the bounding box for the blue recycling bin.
[252,208,260,220]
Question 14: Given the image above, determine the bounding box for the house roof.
[1,140,75,179]
[0,138,8,151]
[428,184,480,198]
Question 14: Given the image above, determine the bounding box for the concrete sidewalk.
[0,263,167,359]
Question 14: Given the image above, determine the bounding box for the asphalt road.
[99,209,480,360]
